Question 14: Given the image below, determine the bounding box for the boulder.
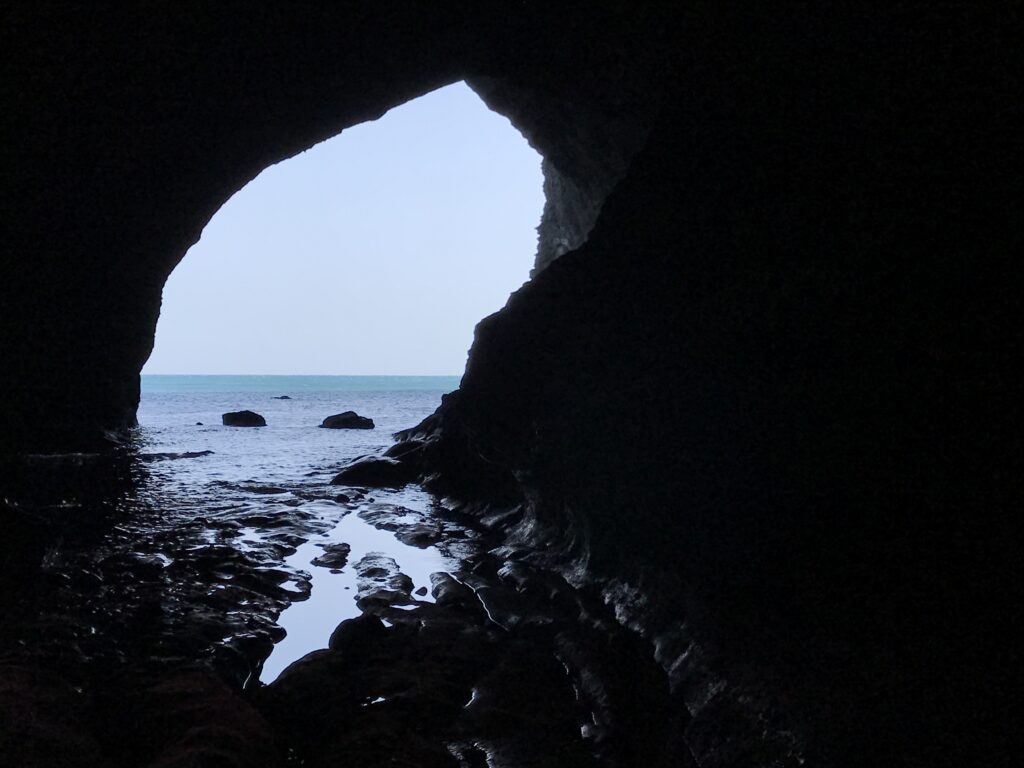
[222,410,266,427]
[320,411,374,430]
[331,456,414,487]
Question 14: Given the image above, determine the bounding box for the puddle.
[259,503,454,683]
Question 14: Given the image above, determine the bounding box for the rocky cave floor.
[1,452,677,768]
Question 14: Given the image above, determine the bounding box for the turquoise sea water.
[137,375,459,470]
[142,374,462,394]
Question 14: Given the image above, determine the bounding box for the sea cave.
[0,5,1015,767]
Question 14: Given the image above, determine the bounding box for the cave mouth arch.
[141,81,544,380]
[116,85,547,688]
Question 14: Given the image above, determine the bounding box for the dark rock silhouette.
[320,411,374,429]
[331,457,413,488]
[328,613,387,653]
[272,395,292,399]
[221,410,266,427]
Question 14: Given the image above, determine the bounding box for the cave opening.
[130,80,546,682]
[142,80,544,378]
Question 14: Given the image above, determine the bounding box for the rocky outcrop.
[222,410,267,427]
[320,411,374,430]
[331,457,414,488]
[260,552,675,768]
[390,30,1017,766]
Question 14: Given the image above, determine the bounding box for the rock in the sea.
[222,410,266,427]
[331,456,414,487]
[273,395,292,399]
[320,411,374,429]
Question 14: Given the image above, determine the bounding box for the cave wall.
[468,70,661,272]
[1,3,1016,766]
[436,9,1016,763]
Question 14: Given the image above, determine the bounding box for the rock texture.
[320,411,374,429]
[393,56,1017,768]
[0,5,1016,768]
[222,410,267,427]
[331,457,414,488]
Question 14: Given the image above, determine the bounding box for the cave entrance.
[142,81,543,378]
[130,82,543,682]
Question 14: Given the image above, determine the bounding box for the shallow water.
[136,375,460,487]
[139,376,463,678]
[258,495,453,682]
[2,376,465,683]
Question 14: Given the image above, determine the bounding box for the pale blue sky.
[143,81,544,375]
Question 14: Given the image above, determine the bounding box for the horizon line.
[141,372,463,377]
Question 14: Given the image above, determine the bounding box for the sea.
[132,375,462,681]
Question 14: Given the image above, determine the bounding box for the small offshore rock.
[320,411,375,430]
[222,410,266,427]
[272,395,292,399]
[331,456,414,487]
[195,422,204,425]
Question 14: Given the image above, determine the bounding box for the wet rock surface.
[1,449,674,768]
[310,542,350,570]
[261,550,675,768]
[331,456,415,488]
